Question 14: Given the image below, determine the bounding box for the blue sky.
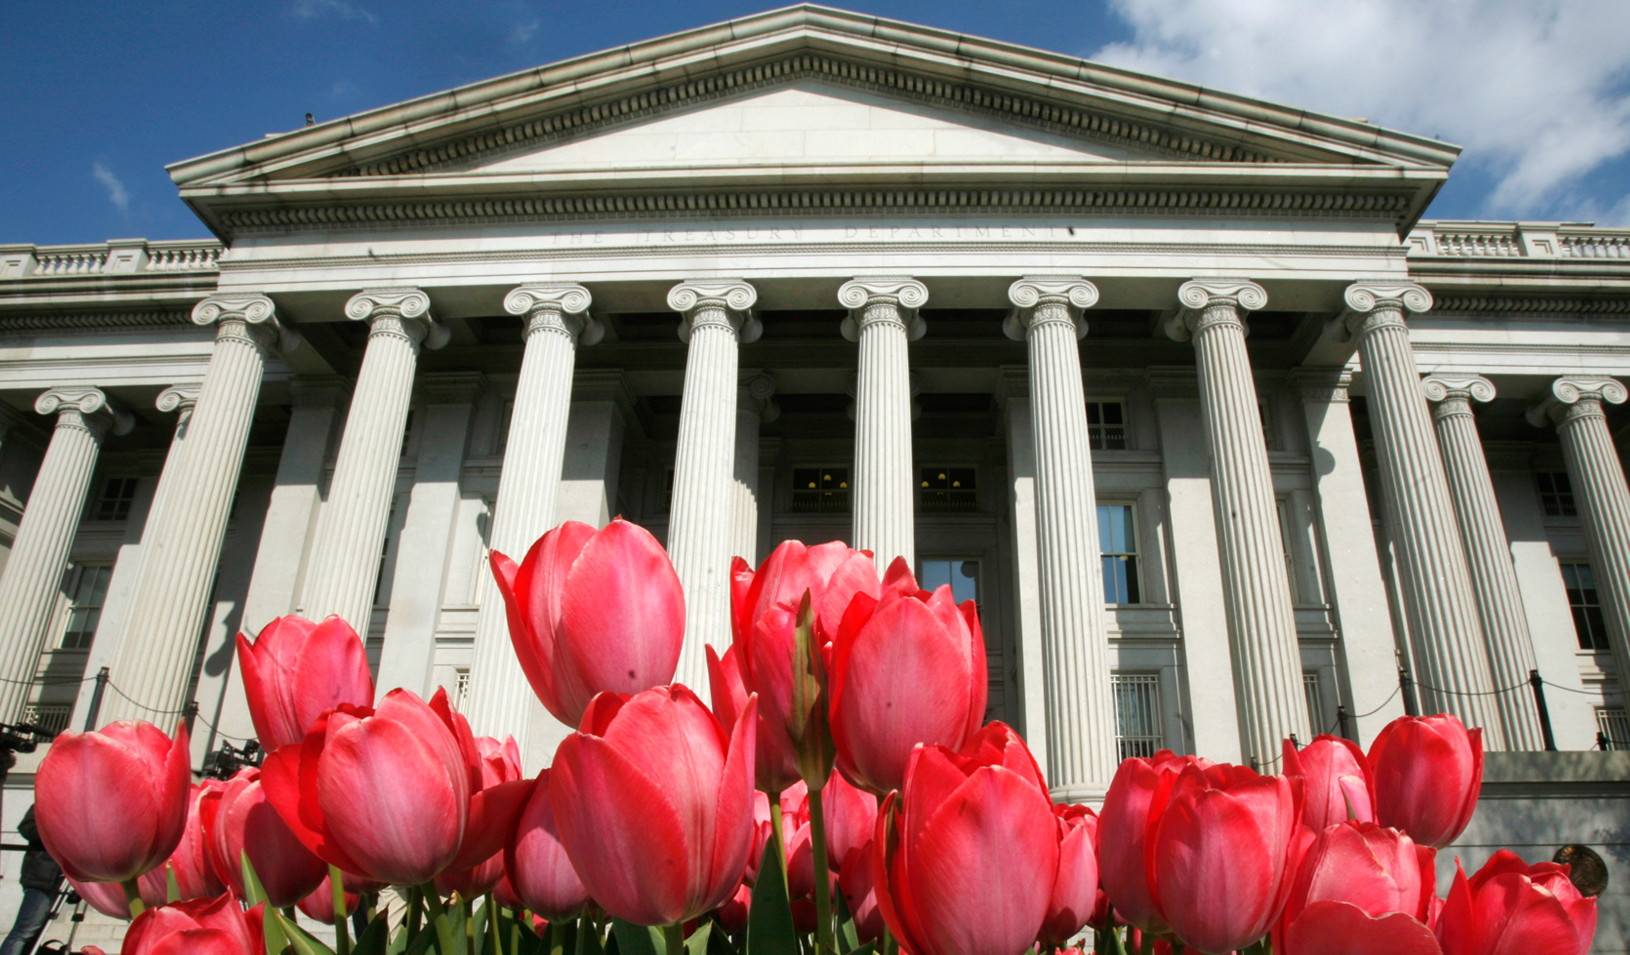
[4,1,1628,246]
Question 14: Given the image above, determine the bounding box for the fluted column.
[732,373,777,564]
[300,288,448,630]
[0,388,131,721]
[840,278,926,571]
[1004,277,1118,795]
[464,285,600,743]
[668,280,759,693]
[102,295,298,724]
[1166,279,1309,765]
[1344,283,1504,741]
[1422,375,1546,749]
[1529,376,1630,693]
[141,385,201,541]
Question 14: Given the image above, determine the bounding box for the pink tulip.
[872,722,1057,955]
[490,519,684,727]
[237,614,374,751]
[709,641,800,793]
[1281,822,1436,936]
[1098,750,1212,935]
[262,688,514,886]
[838,841,883,943]
[119,895,257,955]
[550,685,756,926]
[296,873,361,924]
[506,768,592,919]
[817,769,878,868]
[1368,714,1482,848]
[1284,734,1376,832]
[1149,763,1300,953]
[1039,802,1100,949]
[1285,902,1444,955]
[829,559,987,794]
[437,736,529,900]
[1436,851,1596,955]
[34,721,190,883]
[202,769,327,908]
[741,791,774,885]
[79,780,231,917]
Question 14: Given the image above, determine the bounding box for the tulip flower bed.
[31,521,1599,955]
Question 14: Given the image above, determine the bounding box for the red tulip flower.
[1148,763,1300,953]
[34,720,190,883]
[838,839,884,943]
[550,685,757,927]
[237,614,374,751]
[1285,902,1444,955]
[1281,822,1436,937]
[829,560,987,795]
[1368,714,1483,848]
[202,769,328,908]
[77,779,233,918]
[1284,734,1377,832]
[709,641,801,793]
[437,735,528,900]
[1098,750,1212,935]
[490,519,684,727]
[872,722,1057,955]
[506,768,592,919]
[262,688,522,887]
[296,873,361,924]
[1436,850,1596,955]
[119,895,258,955]
[1039,802,1101,949]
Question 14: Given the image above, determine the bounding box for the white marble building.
[2,5,1629,945]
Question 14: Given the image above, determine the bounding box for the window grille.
[454,668,472,709]
[1113,673,1163,760]
[1598,707,1629,751]
[791,466,850,513]
[1536,471,1577,517]
[58,562,112,650]
[919,467,977,513]
[93,476,139,521]
[1303,672,1325,734]
[1561,562,1610,651]
[1087,401,1128,450]
[22,703,71,736]
[1098,503,1141,604]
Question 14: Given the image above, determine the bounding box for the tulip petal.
[447,778,534,873]
[704,694,758,914]
[1286,902,1443,955]
[557,521,685,708]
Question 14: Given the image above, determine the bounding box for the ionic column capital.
[505,284,603,346]
[1166,279,1267,341]
[1340,282,1433,339]
[1004,276,1097,341]
[1422,374,1496,420]
[1528,375,1629,428]
[668,280,761,343]
[156,384,203,416]
[740,373,779,424]
[34,386,133,439]
[345,287,450,350]
[839,277,927,341]
[193,293,301,353]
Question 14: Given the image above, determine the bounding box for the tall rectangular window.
[1598,706,1628,751]
[790,466,850,513]
[1536,471,1577,517]
[93,477,139,521]
[58,562,113,650]
[1561,562,1610,650]
[1303,672,1325,735]
[1086,401,1128,450]
[1099,503,1141,604]
[919,467,977,513]
[1112,673,1163,760]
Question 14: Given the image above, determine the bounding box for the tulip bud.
[202,769,328,908]
[506,768,592,919]
[1368,714,1482,848]
[1098,750,1211,935]
[1283,734,1377,832]
[237,615,374,751]
[1436,851,1596,955]
[1280,821,1436,935]
[119,895,256,955]
[1039,803,1100,949]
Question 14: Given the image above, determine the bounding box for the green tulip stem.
[1140,933,1155,955]
[574,911,587,955]
[767,790,790,893]
[486,894,503,955]
[407,885,424,938]
[421,883,460,955]
[662,921,684,955]
[329,865,351,955]
[806,786,835,955]
[881,925,897,955]
[120,878,145,919]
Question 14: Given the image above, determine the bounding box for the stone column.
[0,387,131,722]
[1165,280,1309,766]
[300,288,448,630]
[666,281,759,693]
[463,285,600,743]
[103,295,300,725]
[143,386,202,535]
[1529,376,1630,695]
[1343,283,1504,741]
[732,373,777,565]
[1003,278,1119,795]
[1422,374,1546,750]
[999,369,1049,769]
[840,278,926,571]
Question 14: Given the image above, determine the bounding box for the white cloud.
[291,0,378,26]
[91,161,130,214]
[1093,0,1630,219]
[510,18,541,45]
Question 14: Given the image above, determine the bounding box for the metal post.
[81,666,109,731]
[1529,669,1557,752]
[1599,731,1611,751]
[182,700,199,737]
[1336,704,1353,742]
[1399,667,1420,716]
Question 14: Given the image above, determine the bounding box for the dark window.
[58,563,112,650]
[791,466,850,513]
[93,477,139,521]
[1113,672,1162,759]
[919,467,977,513]
[1087,401,1128,450]
[1562,562,1610,650]
[1537,471,1577,517]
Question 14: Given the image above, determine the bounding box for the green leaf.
[352,915,391,955]
[833,883,859,953]
[239,851,287,955]
[609,918,661,955]
[682,921,711,955]
[165,864,181,904]
[746,841,799,955]
[404,923,439,955]
[470,898,491,955]
[279,911,341,955]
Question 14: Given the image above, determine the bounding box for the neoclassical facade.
[3,5,1630,860]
